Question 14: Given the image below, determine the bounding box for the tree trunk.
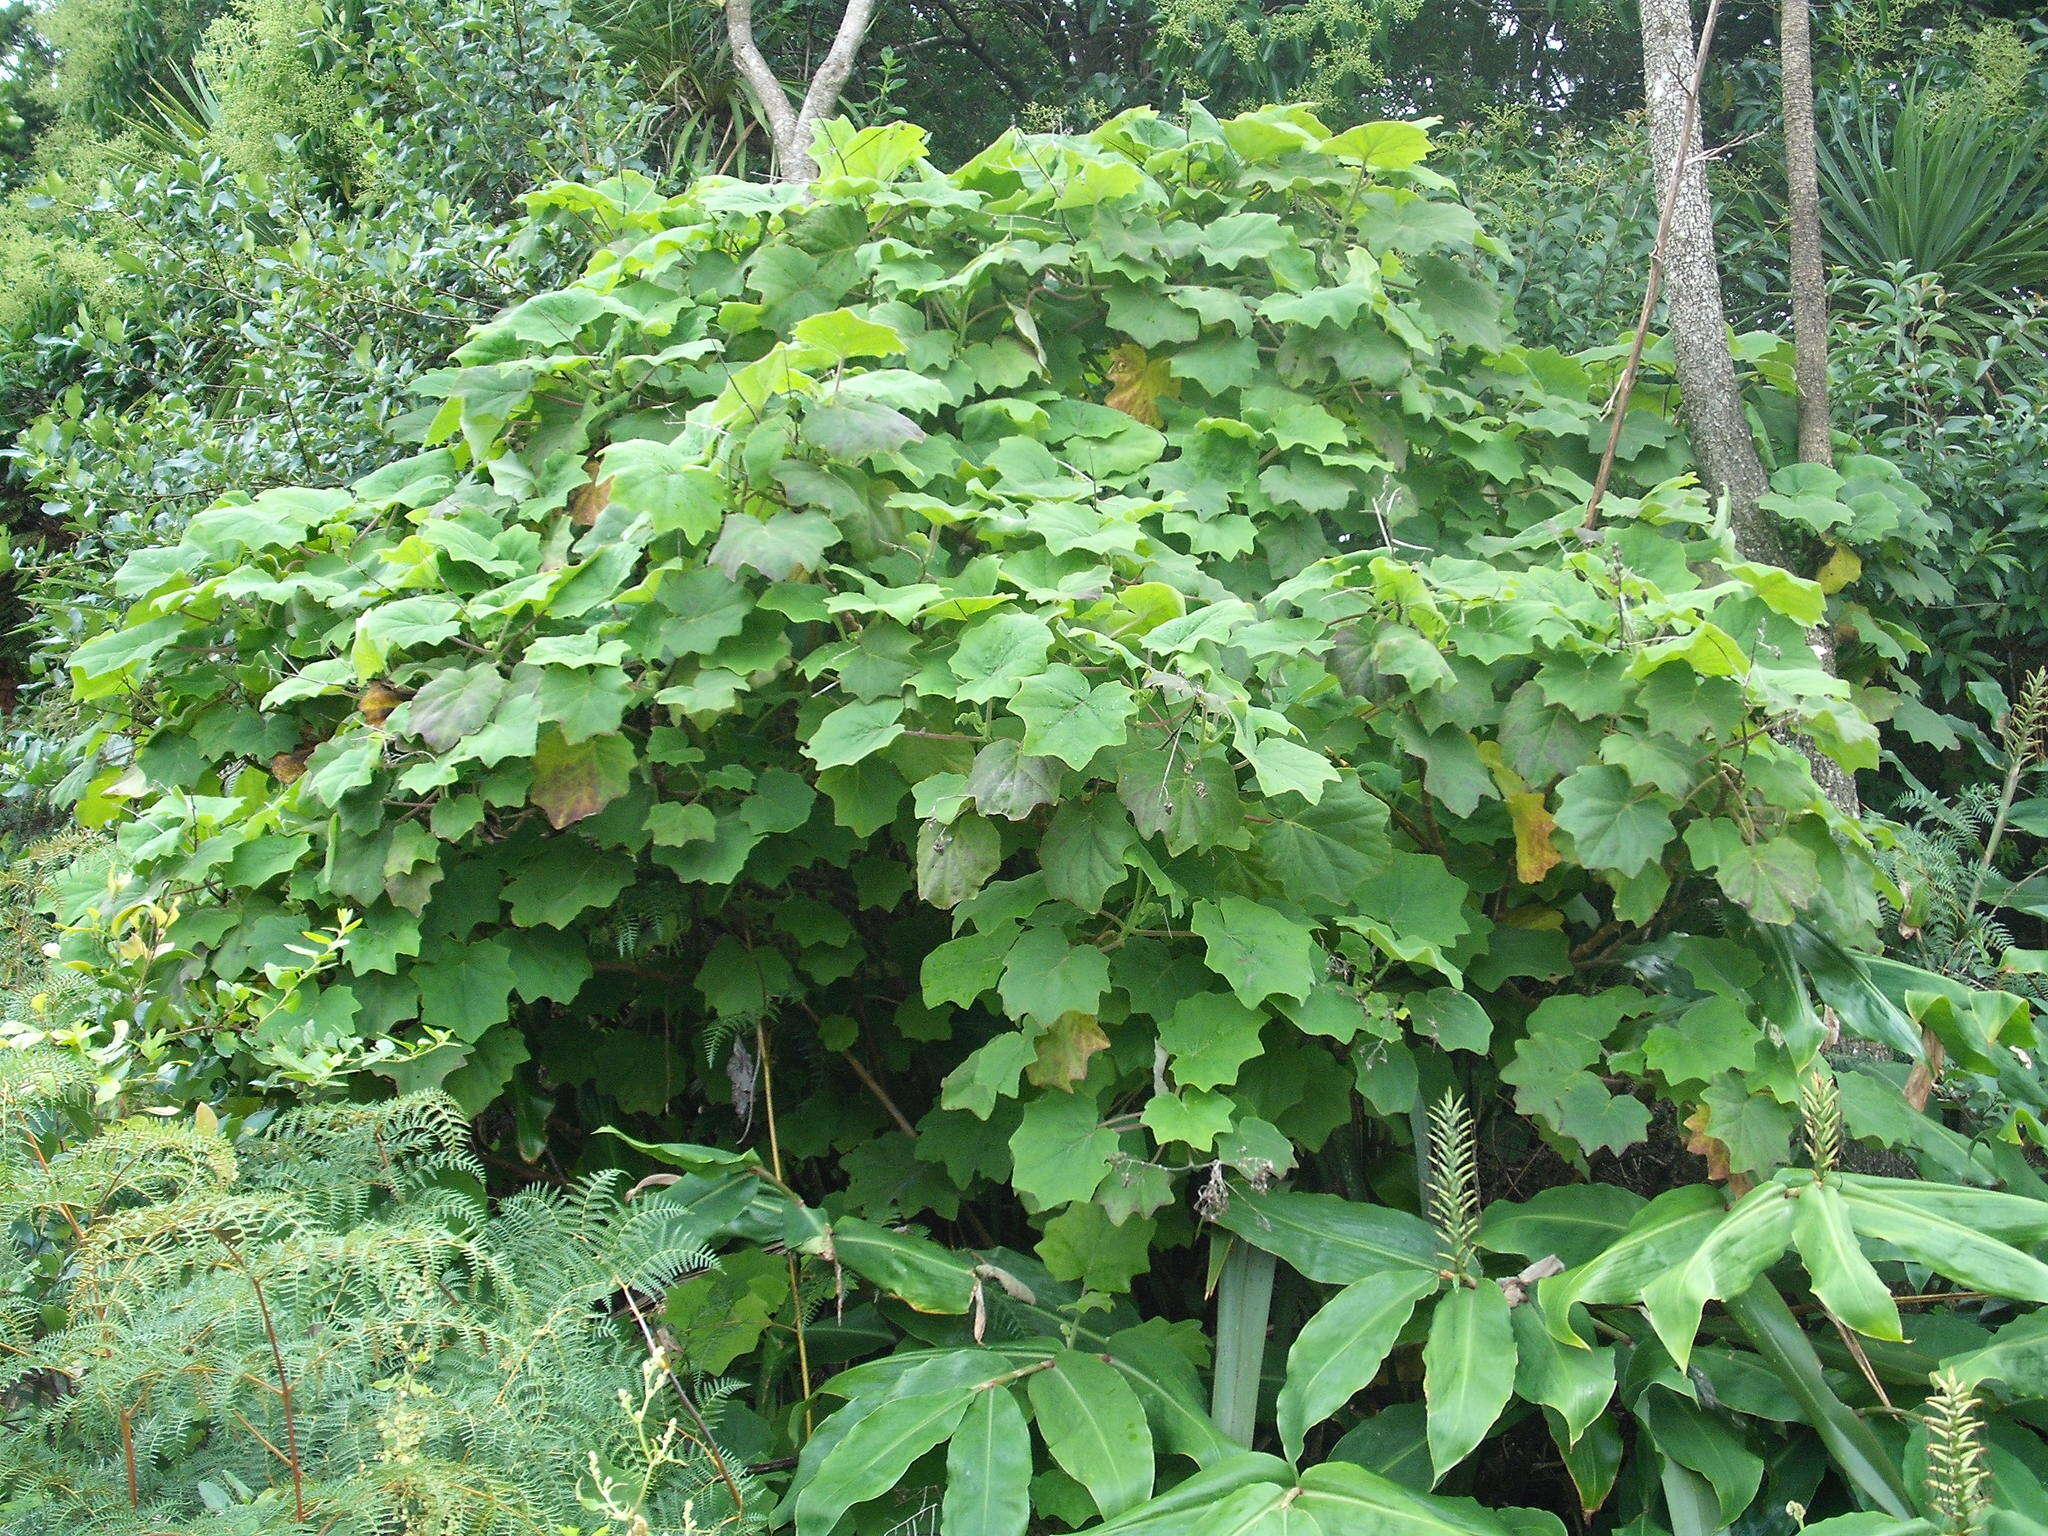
[1782,0,1833,467]
[1638,0,1859,812]
[726,0,879,183]
[1638,0,1780,565]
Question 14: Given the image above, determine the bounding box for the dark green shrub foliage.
[71,108,1889,1127]
[50,109,2048,1532]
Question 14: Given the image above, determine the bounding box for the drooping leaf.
[1043,794,1135,912]
[833,1215,976,1314]
[1509,1303,1614,1447]
[1639,1183,1797,1369]
[1539,1185,1727,1344]
[1294,1458,1528,1536]
[966,740,1063,820]
[1478,1185,1645,1269]
[1254,781,1393,905]
[1790,1179,1902,1342]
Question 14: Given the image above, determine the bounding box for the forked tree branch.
[725,0,880,183]
[726,0,799,154]
[797,0,881,133]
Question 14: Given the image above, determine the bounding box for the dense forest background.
[2,0,2048,1532]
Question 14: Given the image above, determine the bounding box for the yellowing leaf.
[1026,1011,1111,1091]
[1506,790,1561,883]
[1816,542,1862,594]
[528,729,634,830]
[1104,342,1177,426]
[358,680,408,725]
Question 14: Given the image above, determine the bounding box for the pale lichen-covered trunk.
[1637,0,1777,564]
[725,0,880,183]
[1783,0,1833,468]
[1638,0,1858,812]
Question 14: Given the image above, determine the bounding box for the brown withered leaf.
[1683,1102,1752,1196]
[358,681,410,726]
[567,454,613,527]
[1903,1025,1945,1112]
[268,750,309,784]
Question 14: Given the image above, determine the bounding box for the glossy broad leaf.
[1421,1282,1515,1480]
[1213,1188,1442,1282]
[1278,1268,1440,1459]
[943,1385,1032,1536]
[1028,1349,1156,1518]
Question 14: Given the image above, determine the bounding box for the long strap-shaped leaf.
[1199,1484,1328,1536]
[1214,1236,1278,1446]
[1002,1302,1242,1464]
[1214,1187,1441,1283]
[794,1385,976,1536]
[1076,1458,1528,1536]
[1791,1181,1903,1343]
[1421,1282,1515,1481]
[1639,1389,1763,1527]
[1658,1458,1722,1536]
[1836,1173,2048,1245]
[1837,1178,2048,1301]
[1295,1460,1522,1536]
[1078,1453,1294,1536]
[1723,1280,1911,1518]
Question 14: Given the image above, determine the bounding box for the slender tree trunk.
[1638,0,1780,564]
[726,0,879,183]
[1638,0,1859,812]
[1783,0,1833,466]
[1779,0,1855,811]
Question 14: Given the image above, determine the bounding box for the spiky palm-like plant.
[1817,85,2048,349]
